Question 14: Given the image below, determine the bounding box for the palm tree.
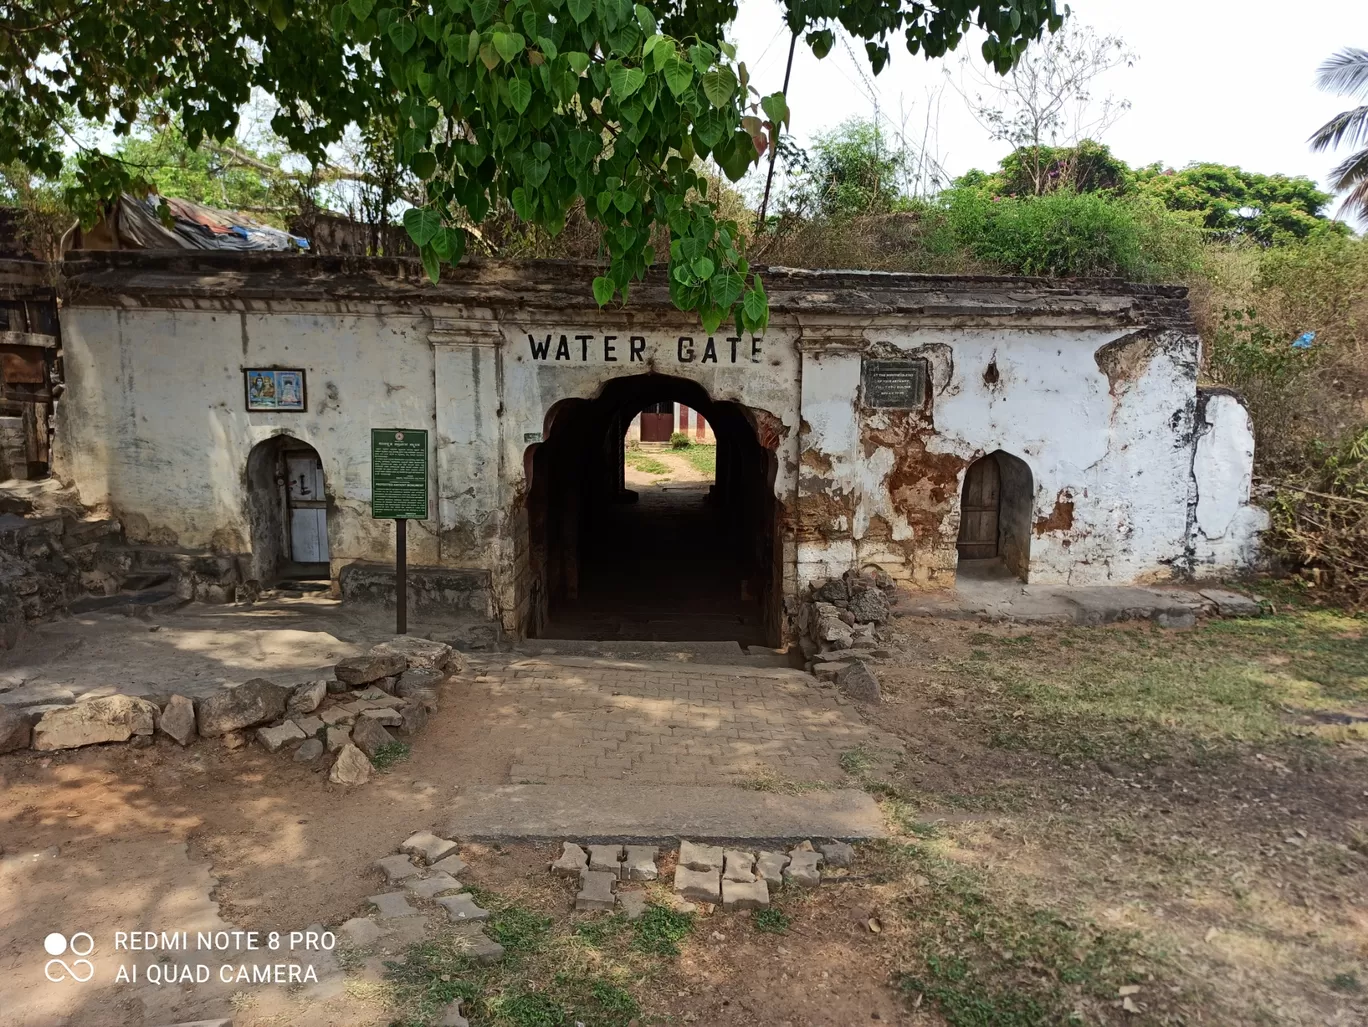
[1310,48,1368,221]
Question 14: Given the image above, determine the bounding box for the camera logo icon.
[43,932,95,982]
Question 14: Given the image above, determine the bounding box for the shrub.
[669,431,691,449]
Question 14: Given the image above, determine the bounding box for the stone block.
[32,695,158,751]
[575,869,617,911]
[837,659,881,703]
[360,707,402,728]
[623,845,658,882]
[756,851,789,887]
[818,841,855,868]
[549,842,588,876]
[368,892,418,919]
[157,695,196,746]
[587,843,624,875]
[196,678,291,736]
[319,706,355,726]
[372,675,397,695]
[0,705,31,753]
[811,661,850,682]
[292,715,325,738]
[355,687,390,701]
[678,839,723,872]
[784,849,822,889]
[397,701,428,736]
[848,588,891,624]
[1199,588,1262,617]
[723,849,755,883]
[617,889,648,921]
[437,893,490,922]
[721,878,769,912]
[405,872,462,898]
[334,651,408,687]
[430,854,468,876]
[325,678,350,694]
[325,725,351,752]
[401,831,459,864]
[339,917,383,948]
[377,853,420,883]
[372,636,455,672]
[287,679,328,715]
[395,668,444,711]
[351,715,395,758]
[294,738,324,762]
[329,743,373,785]
[451,923,503,965]
[673,865,721,904]
[256,721,306,753]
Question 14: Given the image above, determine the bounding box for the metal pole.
[395,517,407,635]
[758,29,799,228]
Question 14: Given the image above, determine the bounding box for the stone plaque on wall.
[862,358,928,409]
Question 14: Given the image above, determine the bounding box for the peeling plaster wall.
[53,306,440,574]
[798,325,1253,587]
[1189,390,1268,572]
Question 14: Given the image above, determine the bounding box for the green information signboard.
[371,428,429,520]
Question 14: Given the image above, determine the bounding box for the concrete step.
[444,783,886,844]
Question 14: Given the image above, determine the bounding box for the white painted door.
[286,453,329,563]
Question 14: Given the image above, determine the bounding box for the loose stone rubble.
[798,569,898,703]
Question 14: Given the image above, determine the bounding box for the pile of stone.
[549,838,855,917]
[0,636,460,786]
[797,569,896,702]
[340,831,504,970]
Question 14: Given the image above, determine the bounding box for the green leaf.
[808,28,833,59]
[567,0,592,24]
[508,76,533,113]
[700,305,724,334]
[701,66,736,107]
[347,0,374,19]
[492,31,524,63]
[634,4,657,34]
[691,256,715,280]
[651,37,676,71]
[403,207,442,248]
[421,244,441,284]
[710,268,743,309]
[566,51,590,75]
[411,151,436,178]
[511,187,535,220]
[613,191,634,213]
[693,108,725,148]
[609,63,645,98]
[471,0,498,24]
[389,21,418,53]
[479,42,500,70]
[269,0,288,31]
[662,58,693,97]
[592,276,615,306]
[432,226,463,262]
[526,157,550,186]
[536,35,558,60]
[760,91,789,128]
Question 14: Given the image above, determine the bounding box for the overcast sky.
[732,0,1368,212]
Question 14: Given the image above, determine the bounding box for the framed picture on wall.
[244,369,307,412]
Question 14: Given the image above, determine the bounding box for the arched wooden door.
[957,456,1000,559]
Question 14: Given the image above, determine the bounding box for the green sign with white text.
[370,428,428,520]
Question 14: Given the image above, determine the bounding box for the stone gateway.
[44,252,1264,645]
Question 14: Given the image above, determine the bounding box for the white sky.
[732,0,1368,211]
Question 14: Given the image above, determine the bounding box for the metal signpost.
[370,428,429,634]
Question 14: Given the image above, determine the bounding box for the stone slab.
[587,843,624,875]
[430,853,468,877]
[401,830,459,864]
[679,839,724,872]
[451,923,504,965]
[622,845,658,881]
[722,848,755,882]
[721,878,769,911]
[1199,588,1263,617]
[756,850,789,887]
[405,872,463,898]
[549,841,589,876]
[437,893,490,922]
[575,869,617,911]
[617,889,649,920]
[377,853,420,883]
[674,865,721,903]
[444,784,888,842]
[368,892,418,919]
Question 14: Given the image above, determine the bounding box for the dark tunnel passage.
[520,374,781,645]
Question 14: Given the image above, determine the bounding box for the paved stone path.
[461,655,903,786]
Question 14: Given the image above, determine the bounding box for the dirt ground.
[2,594,1366,1027]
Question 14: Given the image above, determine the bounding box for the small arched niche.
[956,450,1033,582]
[245,436,330,584]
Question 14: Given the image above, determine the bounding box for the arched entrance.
[245,436,330,584]
[956,450,1033,581]
[521,374,780,645]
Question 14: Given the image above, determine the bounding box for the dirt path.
[623,446,712,486]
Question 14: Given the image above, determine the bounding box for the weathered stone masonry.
[45,252,1265,642]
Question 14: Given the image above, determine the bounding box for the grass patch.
[680,443,716,476]
[486,905,552,955]
[631,903,694,956]
[572,912,628,948]
[370,741,411,771]
[866,840,1154,1027]
[625,452,671,476]
[751,907,791,934]
[945,611,1367,765]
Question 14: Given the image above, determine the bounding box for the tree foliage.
[1309,46,1368,223]
[0,0,1064,327]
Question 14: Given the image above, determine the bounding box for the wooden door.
[285,452,329,563]
[639,401,674,442]
[956,457,1000,559]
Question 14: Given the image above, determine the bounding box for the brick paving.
[460,655,903,786]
